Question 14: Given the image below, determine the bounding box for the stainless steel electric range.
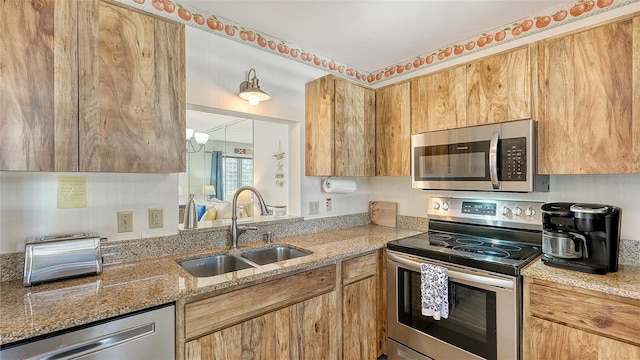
[386,197,543,360]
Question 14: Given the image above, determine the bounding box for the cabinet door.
[334,78,376,177]
[305,75,334,176]
[185,291,337,360]
[342,252,379,360]
[0,0,78,171]
[376,82,411,176]
[537,18,636,174]
[343,276,377,360]
[466,46,531,125]
[78,0,185,172]
[526,317,640,360]
[411,65,466,133]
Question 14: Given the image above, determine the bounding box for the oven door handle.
[387,252,515,290]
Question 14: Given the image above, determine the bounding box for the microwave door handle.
[489,131,500,190]
[387,252,514,289]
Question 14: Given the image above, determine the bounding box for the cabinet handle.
[37,323,155,360]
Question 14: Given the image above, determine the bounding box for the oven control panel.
[428,197,543,230]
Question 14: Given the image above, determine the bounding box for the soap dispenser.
[184,194,198,229]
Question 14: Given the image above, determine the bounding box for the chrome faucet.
[229,186,272,249]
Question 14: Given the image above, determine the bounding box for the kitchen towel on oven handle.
[421,263,449,320]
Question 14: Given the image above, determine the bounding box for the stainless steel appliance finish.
[386,197,543,360]
[24,233,103,286]
[387,251,517,360]
[541,230,585,259]
[0,304,175,359]
[388,338,434,360]
[411,119,549,192]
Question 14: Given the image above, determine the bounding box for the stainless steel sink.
[240,245,312,265]
[178,254,256,277]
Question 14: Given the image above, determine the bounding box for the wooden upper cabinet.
[376,82,411,176]
[536,17,638,174]
[79,0,185,172]
[411,65,467,134]
[305,75,375,177]
[466,46,532,125]
[0,0,185,173]
[1,0,79,171]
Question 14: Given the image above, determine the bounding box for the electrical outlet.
[148,208,164,229]
[309,201,320,215]
[117,211,133,233]
[326,198,332,211]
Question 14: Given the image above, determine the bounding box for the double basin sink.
[178,244,312,278]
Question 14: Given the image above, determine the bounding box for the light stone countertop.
[521,258,640,300]
[0,225,420,346]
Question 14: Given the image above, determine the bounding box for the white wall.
[2,5,639,254]
[369,175,640,241]
[0,24,366,254]
[254,121,289,209]
[368,5,640,242]
[185,26,372,218]
[0,172,178,253]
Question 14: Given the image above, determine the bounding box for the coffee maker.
[540,202,621,274]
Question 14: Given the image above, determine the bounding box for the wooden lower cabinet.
[342,252,378,360]
[180,251,384,360]
[524,277,640,360]
[526,317,640,360]
[183,265,337,360]
[185,291,337,360]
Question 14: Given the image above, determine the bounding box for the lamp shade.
[236,190,251,203]
[204,185,216,196]
[194,132,209,145]
[186,128,194,141]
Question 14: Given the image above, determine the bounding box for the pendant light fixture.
[186,128,209,153]
[239,68,270,105]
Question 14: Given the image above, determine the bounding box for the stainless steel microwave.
[411,119,549,192]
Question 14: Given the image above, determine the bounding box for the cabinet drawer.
[342,251,377,285]
[185,265,336,340]
[529,282,640,346]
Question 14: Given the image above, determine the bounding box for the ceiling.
[182,0,568,73]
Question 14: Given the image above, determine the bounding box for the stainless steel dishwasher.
[0,304,175,360]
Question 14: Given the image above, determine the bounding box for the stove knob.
[502,206,511,216]
[525,207,536,217]
[432,202,440,210]
[442,202,450,210]
[513,206,523,216]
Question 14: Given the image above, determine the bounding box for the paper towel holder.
[322,177,357,194]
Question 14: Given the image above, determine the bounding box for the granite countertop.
[0,225,420,346]
[522,258,640,300]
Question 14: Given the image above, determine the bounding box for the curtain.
[210,151,223,200]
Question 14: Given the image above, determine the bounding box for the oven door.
[387,251,518,360]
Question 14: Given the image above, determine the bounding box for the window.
[223,157,254,200]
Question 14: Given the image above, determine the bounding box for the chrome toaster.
[24,233,103,286]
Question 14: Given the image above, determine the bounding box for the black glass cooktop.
[388,225,542,276]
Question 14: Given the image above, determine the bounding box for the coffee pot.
[540,202,621,274]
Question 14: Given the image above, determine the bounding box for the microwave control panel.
[501,137,527,181]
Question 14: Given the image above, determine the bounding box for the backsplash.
[0,213,368,282]
[2,212,637,283]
